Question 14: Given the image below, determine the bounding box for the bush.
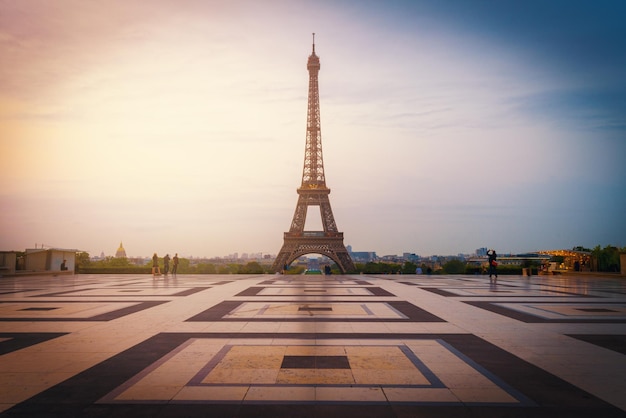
[284,266,305,275]
[442,260,465,274]
[360,262,401,274]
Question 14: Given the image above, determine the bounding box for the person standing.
[487,249,498,280]
[152,253,161,277]
[172,253,179,275]
[163,254,170,276]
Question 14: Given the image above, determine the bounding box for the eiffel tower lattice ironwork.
[272,35,355,274]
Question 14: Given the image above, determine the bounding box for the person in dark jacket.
[487,249,498,280]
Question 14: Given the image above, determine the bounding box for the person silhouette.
[487,249,498,280]
[163,254,170,276]
[172,253,179,275]
[152,253,161,277]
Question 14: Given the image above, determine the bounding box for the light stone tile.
[352,368,429,385]
[284,345,346,355]
[383,387,459,403]
[244,386,315,402]
[203,368,280,384]
[173,385,248,401]
[277,369,355,385]
[315,386,386,402]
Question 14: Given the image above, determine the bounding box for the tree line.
[75,244,624,275]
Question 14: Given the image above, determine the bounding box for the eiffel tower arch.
[272,35,355,274]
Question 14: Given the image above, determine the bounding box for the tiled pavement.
[0,273,625,417]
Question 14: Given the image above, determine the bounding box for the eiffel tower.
[272,35,355,274]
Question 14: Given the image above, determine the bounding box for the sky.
[1,0,625,258]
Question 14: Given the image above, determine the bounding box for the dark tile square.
[315,355,351,369]
[298,306,332,311]
[281,355,350,369]
[282,355,316,368]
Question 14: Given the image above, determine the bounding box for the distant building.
[381,255,401,262]
[403,253,420,262]
[24,247,78,274]
[90,252,106,262]
[115,242,127,258]
[350,251,377,263]
[0,251,17,276]
[536,249,592,272]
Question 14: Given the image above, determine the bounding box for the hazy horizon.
[2,1,625,258]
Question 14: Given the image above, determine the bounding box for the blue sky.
[1,0,624,258]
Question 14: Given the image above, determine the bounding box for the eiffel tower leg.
[335,251,356,273]
[289,197,308,232]
[271,247,293,273]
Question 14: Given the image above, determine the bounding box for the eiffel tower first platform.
[271,35,355,274]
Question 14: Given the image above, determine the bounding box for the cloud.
[1,0,625,257]
[510,87,626,133]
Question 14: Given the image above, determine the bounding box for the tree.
[402,261,418,274]
[361,262,401,274]
[217,265,232,274]
[176,257,191,273]
[75,252,90,268]
[592,245,620,272]
[240,261,265,274]
[195,263,216,274]
[442,259,465,274]
[108,257,132,267]
[284,265,305,275]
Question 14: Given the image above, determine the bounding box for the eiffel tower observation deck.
[272,34,355,274]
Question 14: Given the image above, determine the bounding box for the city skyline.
[29,240,606,262]
[1,1,625,258]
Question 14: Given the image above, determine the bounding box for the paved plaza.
[0,272,625,417]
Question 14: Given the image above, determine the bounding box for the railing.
[284,231,344,238]
[303,231,325,237]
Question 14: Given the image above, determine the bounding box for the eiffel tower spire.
[272,35,355,274]
[302,32,325,188]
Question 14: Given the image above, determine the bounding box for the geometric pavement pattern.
[0,273,625,417]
